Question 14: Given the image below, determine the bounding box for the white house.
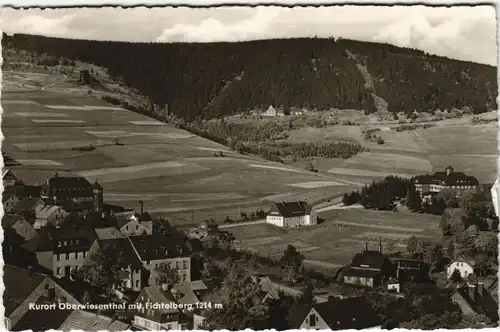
[263,105,277,117]
[447,260,475,279]
[266,201,317,228]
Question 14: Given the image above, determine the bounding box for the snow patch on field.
[17,159,63,166]
[288,181,344,188]
[130,132,195,139]
[85,130,132,138]
[44,105,91,110]
[327,167,412,178]
[14,140,113,151]
[32,119,85,124]
[249,164,303,173]
[128,120,165,126]
[16,112,69,118]
[196,147,231,152]
[2,100,38,105]
[78,161,208,183]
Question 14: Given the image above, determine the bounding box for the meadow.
[2,74,354,222]
[229,208,442,269]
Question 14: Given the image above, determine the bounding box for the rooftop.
[4,265,48,317]
[59,310,130,332]
[269,201,313,218]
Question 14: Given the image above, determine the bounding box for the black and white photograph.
[1,4,499,331]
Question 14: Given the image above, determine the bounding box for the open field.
[2,72,356,222]
[229,208,442,268]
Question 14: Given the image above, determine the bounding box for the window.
[126,226,129,231]
[135,280,140,288]
[183,260,188,269]
[176,261,180,269]
[56,268,61,276]
[56,254,61,261]
[146,260,150,265]
[66,253,70,260]
[136,225,139,231]
[309,314,316,327]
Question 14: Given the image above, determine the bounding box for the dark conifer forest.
[3,33,497,121]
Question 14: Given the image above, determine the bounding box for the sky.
[0,5,497,66]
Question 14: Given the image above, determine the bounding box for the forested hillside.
[3,33,497,121]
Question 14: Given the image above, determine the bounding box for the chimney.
[365,242,368,252]
[478,281,484,297]
[468,283,476,302]
[327,295,337,302]
[28,265,34,277]
[379,237,383,253]
[139,201,144,215]
[53,172,58,177]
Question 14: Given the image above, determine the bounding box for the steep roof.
[59,310,130,332]
[94,227,127,240]
[415,167,479,186]
[45,174,93,190]
[3,265,48,317]
[268,201,313,218]
[172,280,208,305]
[454,285,499,322]
[129,233,190,261]
[97,238,143,269]
[12,197,44,213]
[343,267,381,278]
[143,286,179,314]
[92,180,103,191]
[288,296,381,330]
[12,298,72,331]
[22,227,54,252]
[2,214,27,228]
[351,250,388,269]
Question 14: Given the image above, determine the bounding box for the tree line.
[4,33,497,121]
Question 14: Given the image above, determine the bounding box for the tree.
[202,259,227,290]
[406,235,419,257]
[155,262,180,287]
[78,246,128,296]
[81,291,92,305]
[399,312,462,329]
[418,241,444,270]
[450,269,462,282]
[201,268,269,330]
[280,245,304,283]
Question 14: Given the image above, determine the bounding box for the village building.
[22,224,97,279]
[40,173,103,211]
[391,258,430,283]
[117,206,153,236]
[414,166,479,195]
[3,168,20,187]
[342,243,392,288]
[89,238,146,292]
[171,280,209,306]
[4,265,81,331]
[2,214,37,241]
[266,201,317,228]
[3,192,21,213]
[33,204,69,229]
[132,286,182,330]
[450,282,499,323]
[12,197,45,215]
[128,233,192,285]
[447,259,475,280]
[58,310,130,332]
[287,296,382,330]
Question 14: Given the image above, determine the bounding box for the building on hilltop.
[266,201,317,228]
[414,166,479,195]
[287,296,382,330]
[40,172,103,211]
[447,258,476,280]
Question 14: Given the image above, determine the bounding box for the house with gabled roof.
[89,237,146,292]
[451,282,499,323]
[129,233,192,285]
[287,296,381,330]
[171,280,209,306]
[132,286,182,330]
[3,192,21,213]
[58,310,130,332]
[117,211,153,236]
[12,197,45,215]
[34,204,69,229]
[447,258,476,280]
[4,265,81,331]
[2,214,37,241]
[266,201,317,228]
[343,244,392,288]
[3,168,20,187]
